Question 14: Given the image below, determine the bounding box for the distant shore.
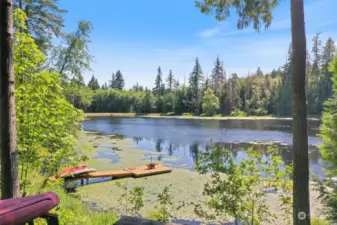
[85,113,320,121]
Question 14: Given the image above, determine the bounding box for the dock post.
[86,177,89,185]
[81,179,84,186]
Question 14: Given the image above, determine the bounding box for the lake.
[83,117,325,177]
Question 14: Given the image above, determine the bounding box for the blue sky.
[59,0,337,89]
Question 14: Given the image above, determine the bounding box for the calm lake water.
[83,118,325,177]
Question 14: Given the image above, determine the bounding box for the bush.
[230,110,247,117]
[311,218,329,225]
[195,143,293,225]
[37,184,118,225]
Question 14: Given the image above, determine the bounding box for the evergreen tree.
[101,82,108,90]
[14,0,67,51]
[320,38,336,103]
[211,55,225,97]
[173,79,180,90]
[142,90,154,113]
[203,76,211,91]
[153,67,164,96]
[228,73,242,113]
[189,58,204,113]
[88,75,100,90]
[256,66,263,76]
[109,73,116,89]
[153,67,164,112]
[311,32,322,85]
[174,86,189,114]
[282,43,292,85]
[195,2,311,222]
[319,56,337,222]
[114,70,125,90]
[307,33,323,114]
[166,69,175,92]
[219,81,230,115]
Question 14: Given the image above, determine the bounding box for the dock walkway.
[62,164,172,185]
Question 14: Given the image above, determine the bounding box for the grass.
[41,185,118,225]
[23,173,118,225]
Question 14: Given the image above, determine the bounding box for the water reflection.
[83,118,322,146]
[83,118,325,178]
[168,143,173,156]
[189,143,200,163]
[155,139,163,153]
[131,137,326,178]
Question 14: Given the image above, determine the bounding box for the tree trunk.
[291,0,310,224]
[0,0,20,199]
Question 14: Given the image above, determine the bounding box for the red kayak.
[57,165,97,179]
[0,192,59,225]
[58,165,87,177]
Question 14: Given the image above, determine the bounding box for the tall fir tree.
[311,32,322,87]
[189,58,204,113]
[166,69,175,92]
[114,70,125,90]
[211,55,225,97]
[153,67,164,96]
[153,67,164,112]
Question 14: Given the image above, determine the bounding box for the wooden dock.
[63,164,172,185]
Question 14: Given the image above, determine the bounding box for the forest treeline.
[70,34,336,117]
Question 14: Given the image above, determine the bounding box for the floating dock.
[61,164,172,185]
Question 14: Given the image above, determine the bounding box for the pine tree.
[166,69,175,92]
[189,58,204,113]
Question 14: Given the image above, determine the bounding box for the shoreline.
[85,113,320,121]
[76,131,324,224]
